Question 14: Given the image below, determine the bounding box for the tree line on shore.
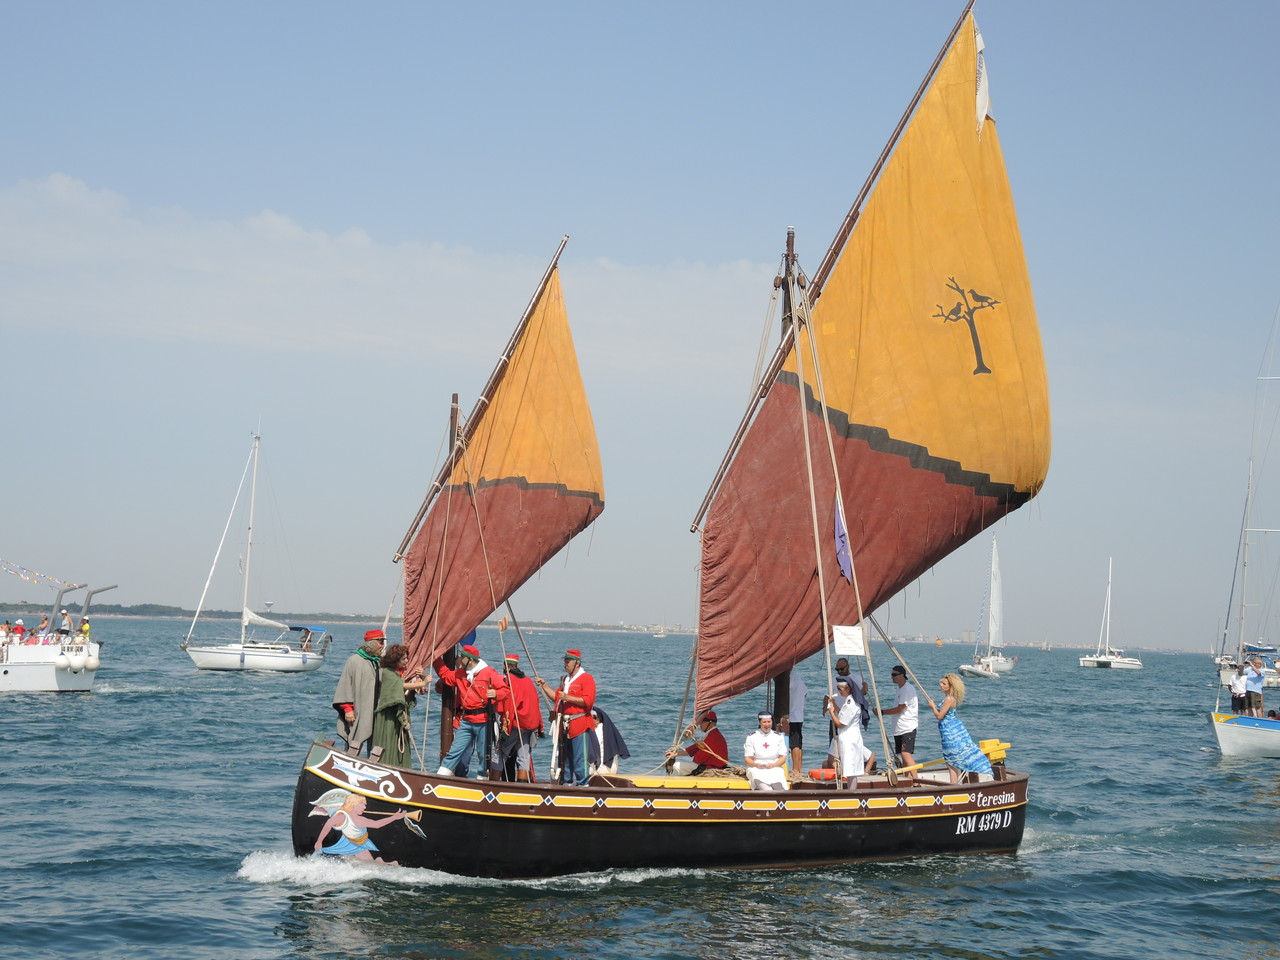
[0,602,632,630]
[0,602,385,622]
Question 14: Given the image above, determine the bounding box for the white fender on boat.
[54,654,70,670]
[68,654,86,673]
[85,655,101,671]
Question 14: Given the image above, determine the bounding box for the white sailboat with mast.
[1079,558,1141,669]
[1212,463,1280,688]
[960,536,1015,678]
[181,431,330,672]
[1212,464,1280,754]
[1211,313,1280,755]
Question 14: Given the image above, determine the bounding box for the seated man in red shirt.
[665,710,729,774]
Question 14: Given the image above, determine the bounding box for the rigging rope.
[790,259,897,784]
[183,441,255,643]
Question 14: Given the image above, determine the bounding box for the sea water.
[3,618,1276,960]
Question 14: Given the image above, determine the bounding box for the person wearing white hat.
[743,712,789,790]
[59,609,74,636]
[828,677,874,786]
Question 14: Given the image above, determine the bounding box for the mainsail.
[987,538,1003,654]
[397,241,604,671]
[695,10,1051,711]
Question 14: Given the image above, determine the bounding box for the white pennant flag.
[974,21,990,137]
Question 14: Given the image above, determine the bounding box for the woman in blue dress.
[930,673,992,783]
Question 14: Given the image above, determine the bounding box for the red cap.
[564,649,583,661]
[363,629,385,642]
[504,654,519,663]
[461,644,480,658]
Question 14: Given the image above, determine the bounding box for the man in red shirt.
[535,649,596,786]
[666,710,729,773]
[433,642,513,779]
[500,654,544,781]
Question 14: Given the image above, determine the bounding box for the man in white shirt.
[1229,664,1249,715]
[876,665,918,769]
[788,672,808,775]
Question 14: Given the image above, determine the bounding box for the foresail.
[402,266,604,670]
[696,13,1050,710]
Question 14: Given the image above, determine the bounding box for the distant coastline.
[0,604,1166,650]
[0,604,1133,649]
[0,603,686,635]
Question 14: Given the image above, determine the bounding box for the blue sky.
[3,2,1278,652]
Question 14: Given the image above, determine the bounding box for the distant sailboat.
[960,537,1015,678]
[181,432,331,672]
[1079,558,1141,670]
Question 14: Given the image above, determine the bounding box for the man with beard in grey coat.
[333,630,386,754]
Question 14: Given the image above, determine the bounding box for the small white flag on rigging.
[974,21,990,137]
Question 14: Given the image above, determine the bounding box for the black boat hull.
[291,742,1027,878]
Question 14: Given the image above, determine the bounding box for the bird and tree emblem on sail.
[932,278,1001,375]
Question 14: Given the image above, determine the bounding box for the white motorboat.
[1,638,103,692]
[0,572,117,693]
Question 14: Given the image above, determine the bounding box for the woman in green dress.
[372,643,428,767]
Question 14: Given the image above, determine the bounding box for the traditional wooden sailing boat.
[291,3,1050,877]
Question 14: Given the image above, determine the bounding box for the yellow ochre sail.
[696,13,1050,711]
[402,259,604,671]
[804,15,1050,489]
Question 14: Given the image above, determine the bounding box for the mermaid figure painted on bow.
[311,789,405,864]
